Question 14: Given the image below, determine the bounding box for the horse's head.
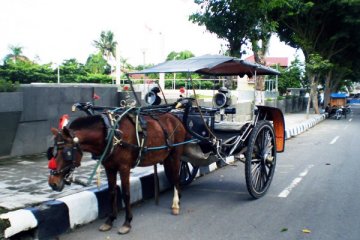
[48,127,83,191]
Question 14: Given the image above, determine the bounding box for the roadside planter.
[264,98,276,108]
[0,92,23,156]
[276,97,286,113]
[285,96,293,113]
[292,96,299,112]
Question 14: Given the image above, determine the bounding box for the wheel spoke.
[251,161,261,174]
[254,128,274,192]
[261,163,269,183]
[260,129,266,150]
[251,163,261,189]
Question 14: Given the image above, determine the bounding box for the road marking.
[278,164,314,198]
[330,136,339,144]
[349,118,352,122]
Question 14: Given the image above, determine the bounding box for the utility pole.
[57,64,60,84]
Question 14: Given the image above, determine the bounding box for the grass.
[190,94,213,99]
[0,207,10,240]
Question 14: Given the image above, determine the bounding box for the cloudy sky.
[0,0,300,66]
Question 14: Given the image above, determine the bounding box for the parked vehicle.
[326,93,349,120]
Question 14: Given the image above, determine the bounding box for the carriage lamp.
[145,87,162,105]
[213,87,232,120]
[213,87,232,109]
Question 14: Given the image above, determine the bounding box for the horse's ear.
[51,128,58,136]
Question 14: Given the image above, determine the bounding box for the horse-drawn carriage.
[48,55,285,234]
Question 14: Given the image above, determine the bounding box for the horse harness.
[100,110,177,167]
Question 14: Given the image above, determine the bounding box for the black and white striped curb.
[0,166,164,239]
[285,114,327,139]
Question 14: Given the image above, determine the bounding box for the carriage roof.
[128,54,280,77]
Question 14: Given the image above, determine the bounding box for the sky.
[0,0,302,66]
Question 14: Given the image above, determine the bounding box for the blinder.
[62,146,77,162]
[48,131,83,176]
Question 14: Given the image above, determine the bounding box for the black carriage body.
[173,107,215,139]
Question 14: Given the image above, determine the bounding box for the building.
[236,55,289,102]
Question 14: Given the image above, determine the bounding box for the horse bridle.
[48,131,83,178]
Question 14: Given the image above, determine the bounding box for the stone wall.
[0,92,23,156]
[0,84,118,157]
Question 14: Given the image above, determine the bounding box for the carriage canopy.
[128,54,280,77]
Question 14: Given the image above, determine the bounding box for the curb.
[0,168,169,239]
[0,161,226,239]
[285,114,326,140]
[0,115,327,239]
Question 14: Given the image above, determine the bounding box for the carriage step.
[214,121,248,131]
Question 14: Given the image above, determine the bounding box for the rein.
[85,107,135,186]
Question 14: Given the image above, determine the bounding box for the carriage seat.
[214,121,248,131]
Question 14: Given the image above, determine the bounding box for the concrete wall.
[0,92,23,156]
[264,96,308,113]
[2,84,118,157]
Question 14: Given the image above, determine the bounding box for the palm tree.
[4,45,28,63]
[93,31,118,63]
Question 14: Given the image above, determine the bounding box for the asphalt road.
[58,106,360,240]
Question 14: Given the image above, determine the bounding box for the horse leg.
[118,168,132,234]
[99,168,117,232]
[163,155,181,215]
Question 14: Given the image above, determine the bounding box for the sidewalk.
[0,112,327,239]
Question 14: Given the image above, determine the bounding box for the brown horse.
[48,111,187,234]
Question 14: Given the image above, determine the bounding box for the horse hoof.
[99,223,112,232]
[118,225,131,234]
[172,208,180,215]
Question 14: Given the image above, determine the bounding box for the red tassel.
[58,114,69,129]
[93,93,100,100]
[48,157,57,170]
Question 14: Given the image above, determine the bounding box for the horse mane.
[69,115,104,130]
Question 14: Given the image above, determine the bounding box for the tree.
[85,53,111,74]
[277,56,304,95]
[191,0,263,58]
[4,45,29,64]
[305,54,332,114]
[271,0,360,112]
[93,31,118,63]
[165,50,195,84]
[0,60,55,84]
[190,0,280,102]
[60,59,87,83]
[166,50,194,61]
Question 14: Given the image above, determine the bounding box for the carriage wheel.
[179,160,199,186]
[245,120,276,199]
